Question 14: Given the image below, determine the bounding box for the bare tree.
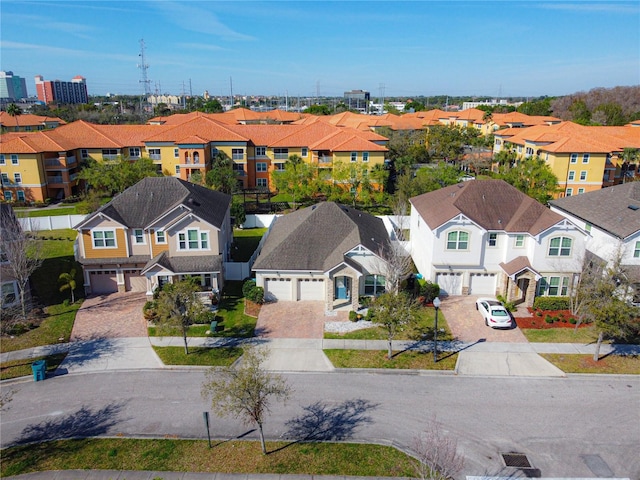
[201,346,292,454]
[411,416,465,480]
[0,207,42,323]
[378,198,413,295]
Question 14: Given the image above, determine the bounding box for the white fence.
[19,214,88,232]
[224,217,276,280]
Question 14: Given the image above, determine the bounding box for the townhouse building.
[0,111,66,133]
[0,113,388,202]
[493,121,640,198]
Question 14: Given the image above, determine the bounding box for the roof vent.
[628,205,639,211]
[188,198,200,207]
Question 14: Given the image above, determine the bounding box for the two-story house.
[0,204,24,310]
[75,177,232,296]
[550,182,640,299]
[409,179,586,307]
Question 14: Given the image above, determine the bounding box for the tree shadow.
[10,401,126,447]
[282,398,378,445]
[55,335,122,373]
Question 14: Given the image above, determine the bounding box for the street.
[1,370,639,479]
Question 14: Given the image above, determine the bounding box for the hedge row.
[533,296,570,311]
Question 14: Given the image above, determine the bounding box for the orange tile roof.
[0,111,66,128]
[144,116,248,143]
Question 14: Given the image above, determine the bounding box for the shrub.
[349,311,358,322]
[533,296,570,311]
[544,316,554,324]
[569,318,577,324]
[419,281,440,304]
[359,296,372,308]
[365,308,375,321]
[242,279,257,298]
[143,300,158,320]
[496,294,516,312]
[246,286,264,304]
[193,310,216,324]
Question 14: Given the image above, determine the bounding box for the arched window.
[193,152,200,164]
[446,231,469,250]
[548,236,572,256]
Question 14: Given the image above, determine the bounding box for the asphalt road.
[1,370,639,479]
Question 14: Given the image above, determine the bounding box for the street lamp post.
[433,296,441,363]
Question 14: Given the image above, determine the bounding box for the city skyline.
[1,0,639,99]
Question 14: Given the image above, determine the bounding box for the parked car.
[475,297,512,328]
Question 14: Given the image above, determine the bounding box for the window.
[4,191,12,201]
[102,149,118,159]
[133,229,145,244]
[350,152,357,162]
[362,152,369,162]
[175,165,180,175]
[580,171,587,181]
[274,148,288,160]
[11,154,18,165]
[129,147,141,158]
[570,153,578,163]
[25,126,32,131]
[488,233,497,247]
[178,229,209,250]
[447,231,469,250]
[515,235,525,247]
[1,173,9,185]
[585,222,592,233]
[517,145,522,153]
[155,230,166,244]
[301,148,308,157]
[634,241,640,258]
[233,163,245,175]
[174,148,179,158]
[92,230,116,248]
[525,147,534,156]
[232,148,244,160]
[537,276,570,296]
[81,149,88,159]
[17,191,25,202]
[1,282,18,305]
[568,171,575,181]
[578,188,585,194]
[365,275,386,295]
[13,173,21,184]
[566,188,573,196]
[548,236,572,256]
[148,148,161,160]
[256,162,267,172]
[256,146,266,157]
[582,154,590,163]
[0,155,5,165]
[274,163,285,171]
[257,178,268,187]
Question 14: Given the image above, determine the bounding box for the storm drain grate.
[501,452,533,469]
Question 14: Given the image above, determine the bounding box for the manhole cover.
[501,452,533,469]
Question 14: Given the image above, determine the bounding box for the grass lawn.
[521,326,600,343]
[1,302,80,353]
[0,438,416,478]
[0,352,68,380]
[325,349,457,370]
[148,281,257,338]
[324,306,454,342]
[231,227,267,262]
[152,346,243,366]
[541,353,640,374]
[16,206,78,217]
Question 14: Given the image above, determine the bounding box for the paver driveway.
[439,295,528,343]
[256,301,349,339]
[71,292,148,340]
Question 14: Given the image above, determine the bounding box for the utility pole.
[137,38,152,115]
[229,76,233,109]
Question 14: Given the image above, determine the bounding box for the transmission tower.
[138,39,151,96]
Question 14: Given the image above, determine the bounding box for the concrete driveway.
[438,295,528,343]
[71,292,149,340]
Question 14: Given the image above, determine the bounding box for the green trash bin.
[32,360,46,382]
[210,320,218,333]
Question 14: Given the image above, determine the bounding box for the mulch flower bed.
[244,299,261,318]
[514,308,590,329]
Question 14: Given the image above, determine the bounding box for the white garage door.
[90,270,117,294]
[469,273,496,295]
[264,278,292,301]
[435,272,463,296]
[297,278,325,301]
[124,270,147,292]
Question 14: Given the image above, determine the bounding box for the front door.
[335,276,350,300]
[516,277,530,304]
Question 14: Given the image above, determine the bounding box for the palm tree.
[6,103,22,130]
[58,269,77,303]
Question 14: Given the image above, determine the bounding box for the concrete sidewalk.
[2,336,639,378]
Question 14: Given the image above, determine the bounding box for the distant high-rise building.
[344,89,370,113]
[0,71,28,101]
[34,75,88,104]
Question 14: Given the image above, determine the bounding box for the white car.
[475,297,513,328]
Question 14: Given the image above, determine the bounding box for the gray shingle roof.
[82,177,231,230]
[549,182,640,239]
[142,251,222,274]
[410,179,563,235]
[79,255,151,266]
[253,202,390,272]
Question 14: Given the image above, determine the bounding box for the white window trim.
[548,235,573,257]
[363,152,369,162]
[582,154,590,164]
[133,228,145,245]
[0,155,5,165]
[177,228,210,251]
[13,173,22,184]
[256,162,267,173]
[570,153,578,163]
[257,178,268,187]
[11,154,18,165]
[488,232,498,247]
[301,148,308,157]
[155,230,167,244]
[350,152,357,162]
[568,171,575,180]
[446,230,470,251]
[514,234,525,248]
[580,171,587,181]
[92,229,117,249]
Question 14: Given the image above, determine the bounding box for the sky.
[1,0,639,99]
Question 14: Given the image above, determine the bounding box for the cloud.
[177,43,226,52]
[152,2,255,41]
[1,12,95,39]
[0,41,135,63]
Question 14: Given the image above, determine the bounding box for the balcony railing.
[149,154,161,160]
[317,155,332,164]
[48,176,64,184]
